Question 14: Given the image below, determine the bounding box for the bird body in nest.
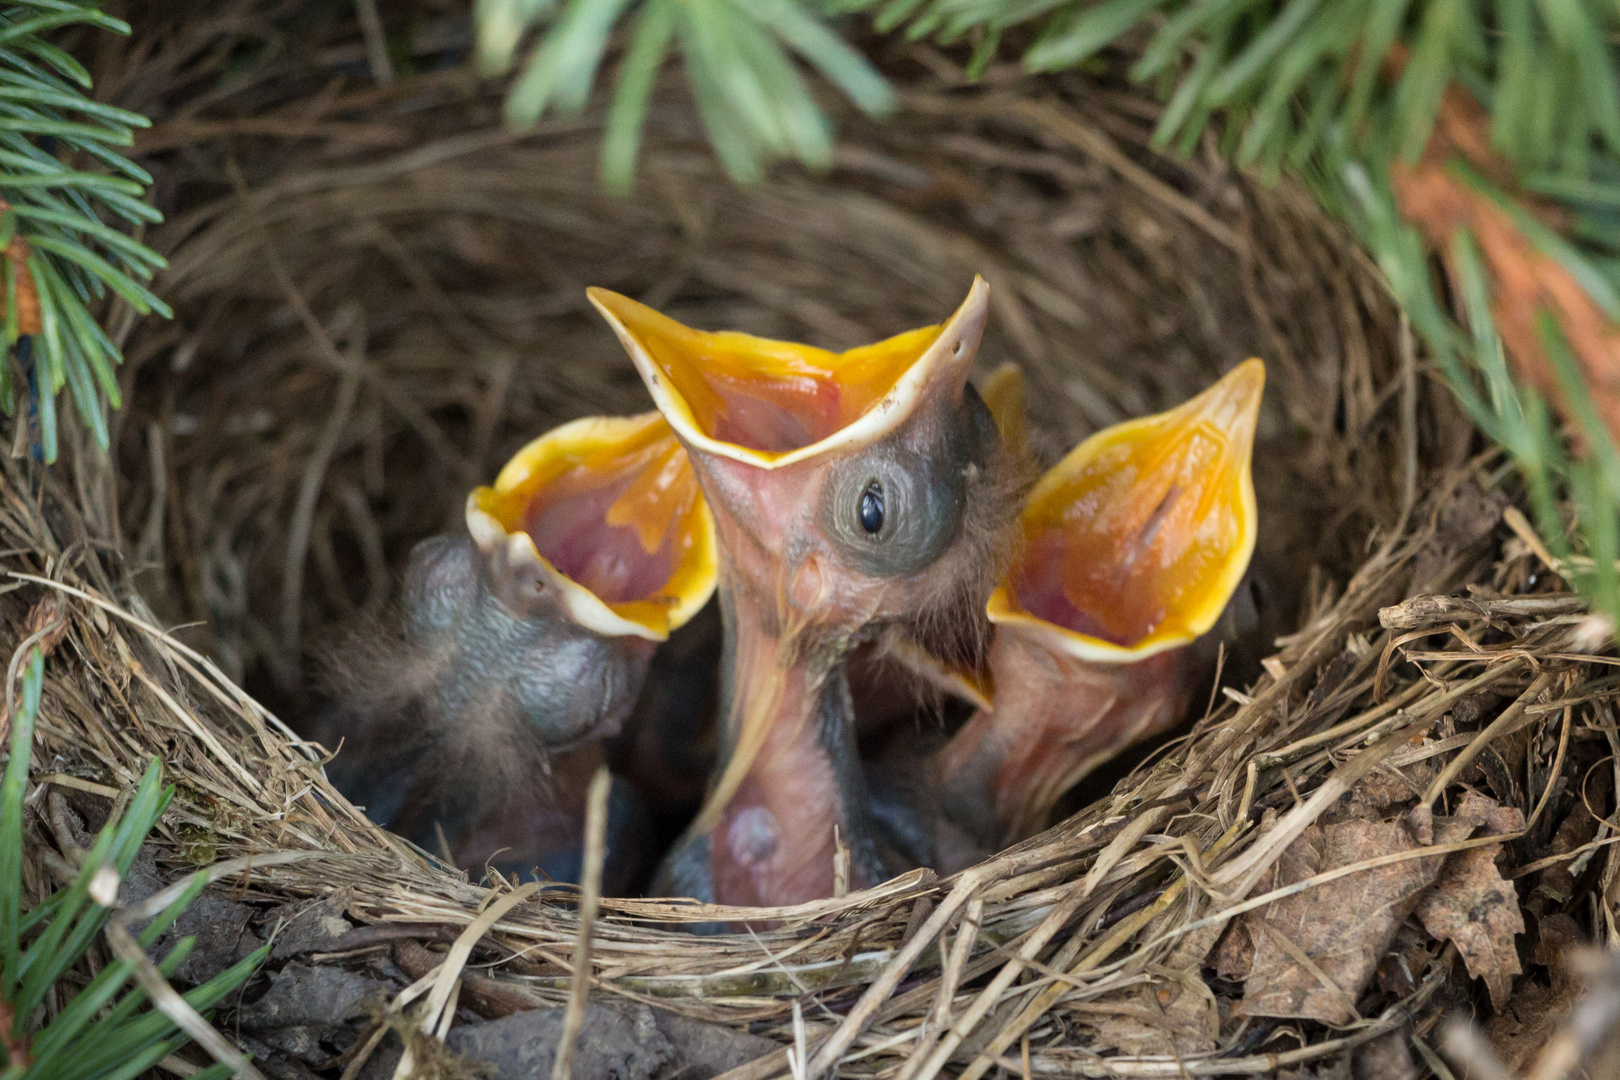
[313,413,716,891]
[313,287,1263,914]
[870,360,1267,873]
[592,278,1023,911]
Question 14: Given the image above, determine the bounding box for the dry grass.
[0,2,1613,1076]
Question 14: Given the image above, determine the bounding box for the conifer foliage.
[1,647,266,1079]
[0,2,168,465]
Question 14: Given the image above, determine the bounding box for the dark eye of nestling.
[858,480,885,535]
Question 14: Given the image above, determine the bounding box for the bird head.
[588,278,1015,647]
[464,411,717,642]
[589,280,1020,887]
[987,358,1266,664]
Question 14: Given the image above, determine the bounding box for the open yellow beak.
[586,278,989,468]
[465,413,717,641]
[987,360,1265,662]
[978,361,1029,463]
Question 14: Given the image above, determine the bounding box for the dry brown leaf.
[1374,924,1433,998]
[1414,797,1525,1011]
[1530,912,1584,976]
[1534,800,1602,906]
[1078,918,1227,1057]
[1072,978,1219,1058]
[1239,818,1440,1023]
[1355,760,1437,813]
[1163,915,1227,975]
[1213,916,1256,982]
[1450,789,1525,837]
[1484,972,1582,1069]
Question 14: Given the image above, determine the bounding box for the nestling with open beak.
[314,412,716,892]
[919,360,1266,872]
[590,278,1023,909]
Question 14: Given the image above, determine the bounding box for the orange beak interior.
[992,360,1265,658]
[587,289,945,454]
[470,413,716,636]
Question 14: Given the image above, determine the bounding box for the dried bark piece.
[1239,818,1440,1024]
[1212,918,1256,983]
[1375,924,1433,998]
[1414,799,1526,1012]
[1531,912,1584,977]
[1534,799,1601,906]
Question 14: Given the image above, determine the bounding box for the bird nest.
[3,5,1618,1078]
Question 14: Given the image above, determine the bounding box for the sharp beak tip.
[1208,358,1266,430]
[947,278,991,355]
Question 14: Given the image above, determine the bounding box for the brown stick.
[551,766,611,1080]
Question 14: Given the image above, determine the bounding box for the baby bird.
[927,360,1266,871]
[314,413,716,892]
[590,279,1021,909]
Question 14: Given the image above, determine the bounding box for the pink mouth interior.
[524,475,681,605]
[702,371,848,454]
[1012,533,1165,648]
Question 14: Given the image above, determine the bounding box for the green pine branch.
[2,646,265,1079]
[474,0,895,189]
[0,2,169,465]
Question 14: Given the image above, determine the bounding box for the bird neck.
[938,630,1186,848]
[699,584,884,908]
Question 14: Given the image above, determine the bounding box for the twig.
[1422,669,1556,807]
[281,310,362,663]
[552,766,611,1080]
[1380,593,1587,630]
[958,820,1246,1080]
[391,881,543,1079]
[1525,699,1574,833]
[832,826,850,900]
[805,866,989,1077]
[1396,311,1419,534]
[895,897,982,1080]
[121,850,348,922]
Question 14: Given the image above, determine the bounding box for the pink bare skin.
[655,393,1016,910]
[900,360,1266,874]
[930,629,1187,873]
[587,303,1028,912]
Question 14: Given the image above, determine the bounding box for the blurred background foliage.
[0,2,167,465]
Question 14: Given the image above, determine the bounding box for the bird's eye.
[858,480,885,535]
